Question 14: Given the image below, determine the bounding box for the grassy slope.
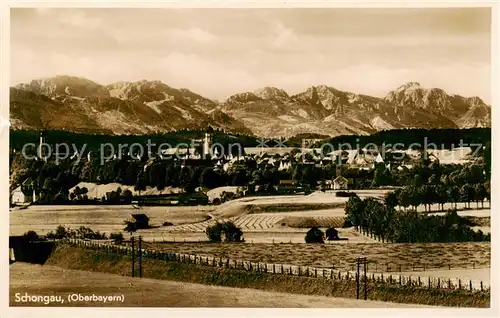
[46,245,489,307]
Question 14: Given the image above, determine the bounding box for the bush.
[305,227,324,243]
[45,225,107,240]
[206,222,223,242]
[110,232,124,244]
[205,221,244,242]
[55,225,68,239]
[221,222,244,242]
[23,230,41,242]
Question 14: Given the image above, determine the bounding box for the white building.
[332,176,349,190]
[11,185,33,204]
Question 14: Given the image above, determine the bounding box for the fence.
[141,237,489,273]
[62,238,489,292]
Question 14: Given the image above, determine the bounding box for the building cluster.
[10,126,450,205]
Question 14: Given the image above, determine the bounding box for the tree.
[407,186,421,211]
[200,167,217,189]
[363,198,385,240]
[55,225,67,239]
[23,230,40,242]
[110,232,124,244]
[206,222,223,242]
[397,188,411,211]
[371,169,382,187]
[435,184,447,211]
[459,184,475,209]
[345,195,364,230]
[384,191,398,209]
[205,221,244,242]
[474,184,487,208]
[483,142,491,177]
[122,189,133,204]
[447,186,460,209]
[221,221,244,242]
[483,180,491,207]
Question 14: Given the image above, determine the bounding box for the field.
[9,205,214,236]
[10,188,491,242]
[143,241,490,275]
[11,262,426,307]
[10,189,491,298]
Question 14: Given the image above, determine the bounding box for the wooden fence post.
[469,280,472,291]
[459,279,461,290]
[480,281,483,291]
[273,264,275,274]
[448,279,451,289]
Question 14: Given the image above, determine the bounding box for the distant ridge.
[10,75,490,137]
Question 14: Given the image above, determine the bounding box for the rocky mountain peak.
[253,86,289,101]
[226,92,263,103]
[395,82,421,92]
[16,75,109,99]
[10,76,491,138]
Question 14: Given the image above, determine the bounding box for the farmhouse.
[10,179,35,204]
[11,187,28,204]
[332,176,349,190]
[325,228,340,241]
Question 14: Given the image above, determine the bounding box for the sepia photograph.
[5,3,495,312]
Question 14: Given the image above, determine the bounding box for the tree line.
[345,195,490,243]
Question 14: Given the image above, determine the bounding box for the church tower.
[203,126,214,158]
[38,131,47,162]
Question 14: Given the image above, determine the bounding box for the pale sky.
[10,8,491,102]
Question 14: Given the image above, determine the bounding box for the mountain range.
[10,75,491,137]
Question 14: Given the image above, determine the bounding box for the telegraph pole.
[131,236,135,278]
[138,235,143,278]
[356,257,368,300]
[356,258,360,299]
[363,258,367,300]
